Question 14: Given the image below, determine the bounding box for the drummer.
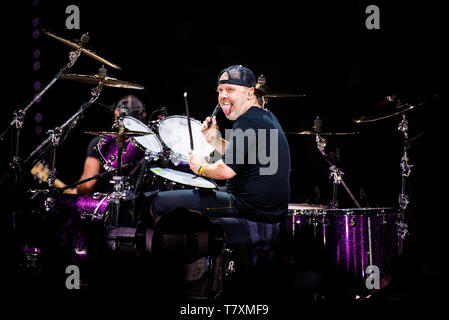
[151,65,291,223]
[75,95,147,195]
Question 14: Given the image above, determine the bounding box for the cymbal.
[285,128,359,136]
[43,30,121,70]
[352,103,416,123]
[255,74,305,98]
[263,92,306,98]
[61,73,145,90]
[86,130,153,137]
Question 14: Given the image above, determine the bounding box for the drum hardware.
[79,195,109,221]
[43,30,121,70]
[367,215,374,268]
[23,68,105,212]
[285,207,399,292]
[91,116,162,176]
[60,72,144,90]
[60,170,113,194]
[313,121,361,209]
[128,149,153,224]
[0,32,94,187]
[353,95,438,255]
[86,130,154,137]
[398,113,412,243]
[396,221,409,240]
[285,129,359,136]
[285,116,359,136]
[254,74,306,108]
[350,217,357,227]
[169,151,185,167]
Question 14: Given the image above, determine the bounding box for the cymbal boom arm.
[0,48,82,188]
[315,134,361,209]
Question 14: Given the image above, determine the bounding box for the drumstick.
[183,92,194,151]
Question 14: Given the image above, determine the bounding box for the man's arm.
[76,156,101,195]
[199,159,235,180]
[189,151,235,180]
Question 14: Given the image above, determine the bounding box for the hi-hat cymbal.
[61,73,144,90]
[44,30,121,70]
[285,128,359,136]
[86,130,153,137]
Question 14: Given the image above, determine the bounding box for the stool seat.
[209,217,280,252]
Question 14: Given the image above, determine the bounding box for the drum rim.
[319,207,397,215]
[95,136,117,172]
[124,116,163,153]
[150,167,217,189]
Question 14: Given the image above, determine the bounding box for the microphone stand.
[315,133,361,209]
[0,34,89,187]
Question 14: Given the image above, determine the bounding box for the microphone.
[207,104,221,128]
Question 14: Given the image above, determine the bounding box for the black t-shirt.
[86,136,113,193]
[223,107,291,219]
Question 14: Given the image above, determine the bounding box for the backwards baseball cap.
[217,65,257,88]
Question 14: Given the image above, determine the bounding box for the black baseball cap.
[217,65,257,88]
[115,95,146,113]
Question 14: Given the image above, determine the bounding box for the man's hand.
[201,116,227,154]
[188,150,206,175]
[201,116,220,145]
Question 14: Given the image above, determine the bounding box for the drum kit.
[1,31,219,225]
[1,30,434,298]
[282,93,437,296]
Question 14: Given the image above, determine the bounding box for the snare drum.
[157,116,214,166]
[150,167,217,190]
[96,116,163,174]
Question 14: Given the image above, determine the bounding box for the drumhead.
[150,167,217,189]
[288,203,328,210]
[158,116,214,158]
[123,116,163,153]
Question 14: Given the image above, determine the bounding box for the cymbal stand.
[107,106,131,227]
[24,76,104,212]
[397,113,411,254]
[0,35,88,187]
[315,134,361,209]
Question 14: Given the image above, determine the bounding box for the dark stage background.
[1,0,447,306]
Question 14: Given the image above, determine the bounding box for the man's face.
[217,73,252,121]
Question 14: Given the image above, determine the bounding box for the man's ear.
[247,87,255,99]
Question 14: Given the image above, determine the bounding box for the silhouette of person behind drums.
[75,95,147,195]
